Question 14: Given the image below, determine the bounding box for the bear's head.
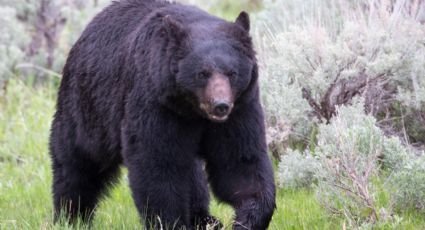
[163,11,257,123]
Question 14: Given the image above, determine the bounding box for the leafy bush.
[314,100,412,226]
[0,0,111,86]
[314,101,381,225]
[257,1,425,226]
[0,6,27,92]
[380,136,410,171]
[277,149,319,189]
[389,154,425,214]
[256,0,425,156]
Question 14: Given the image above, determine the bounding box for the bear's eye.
[228,71,238,79]
[197,71,210,80]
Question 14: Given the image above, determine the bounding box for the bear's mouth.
[207,114,229,122]
[200,102,233,122]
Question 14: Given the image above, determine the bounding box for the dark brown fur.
[50,1,275,229]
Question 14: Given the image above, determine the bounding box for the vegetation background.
[1,0,425,229]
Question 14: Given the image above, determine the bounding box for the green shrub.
[257,1,425,225]
[380,136,410,171]
[314,101,381,225]
[256,0,425,155]
[389,154,425,214]
[314,100,412,226]
[277,149,319,189]
[0,0,111,86]
[0,6,27,92]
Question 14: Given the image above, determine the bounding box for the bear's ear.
[163,15,187,40]
[235,11,250,32]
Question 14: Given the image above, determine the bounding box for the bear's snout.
[200,73,234,122]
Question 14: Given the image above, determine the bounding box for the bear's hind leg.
[51,149,121,223]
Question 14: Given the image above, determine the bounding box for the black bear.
[49,0,276,229]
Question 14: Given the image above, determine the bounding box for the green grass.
[1,80,425,229]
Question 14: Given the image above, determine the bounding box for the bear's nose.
[213,102,230,117]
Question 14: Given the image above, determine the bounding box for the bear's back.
[57,0,171,155]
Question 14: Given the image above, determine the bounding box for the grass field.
[1,80,425,229]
